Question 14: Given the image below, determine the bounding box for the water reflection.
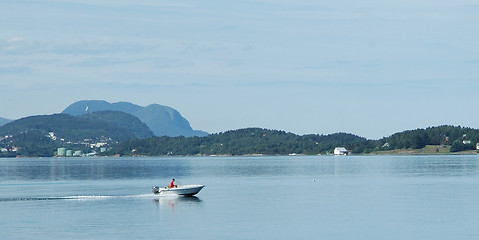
[0,158,193,180]
[153,196,202,207]
[153,196,202,217]
[2,155,479,181]
[389,155,479,177]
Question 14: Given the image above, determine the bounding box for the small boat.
[152,184,205,196]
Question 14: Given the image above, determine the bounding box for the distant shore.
[366,145,479,156]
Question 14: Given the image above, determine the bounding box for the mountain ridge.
[78,110,154,139]
[0,117,11,126]
[62,100,208,137]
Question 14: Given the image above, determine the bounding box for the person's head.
[172,178,175,181]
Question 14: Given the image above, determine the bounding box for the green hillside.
[376,125,479,153]
[1,119,478,157]
[0,114,137,142]
[0,113,146,157]
[112,125,479,156]
[112,128,369,156]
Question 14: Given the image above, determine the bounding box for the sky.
[1,0,479,139]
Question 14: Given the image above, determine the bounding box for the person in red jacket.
[170,178,177,188]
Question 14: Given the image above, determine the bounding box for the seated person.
[170,178,177,188]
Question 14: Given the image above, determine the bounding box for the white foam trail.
[63,194,156,201]
[0,194,159,202]
[63,195,116,200]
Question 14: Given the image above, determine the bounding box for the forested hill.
[112,125,479,156]
[0,112,153,157]
[1,122,478,157]
[0,113,146,142]
[112,128,370,156]
[378,125,479,152]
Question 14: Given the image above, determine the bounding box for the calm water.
[2,155,479,239]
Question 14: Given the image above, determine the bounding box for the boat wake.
[0,194,156,202]
[0,197,74,202]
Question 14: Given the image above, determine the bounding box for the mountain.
[62,100,208,137]
[78,110,154,139]
[0,117,11,126]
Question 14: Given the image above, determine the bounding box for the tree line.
[2,125,478,157]
[377,125,479,152]
[111,126,479,156]
[111,128,369,156]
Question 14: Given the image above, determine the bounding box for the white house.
[476,143,479,150]
[334,147,349,155]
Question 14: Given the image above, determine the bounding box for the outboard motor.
[152,186,160,194]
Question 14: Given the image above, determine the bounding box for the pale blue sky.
[1,0,479,139]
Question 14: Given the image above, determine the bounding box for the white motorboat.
[152,184,204,196]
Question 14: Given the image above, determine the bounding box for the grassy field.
[371,145,478,155]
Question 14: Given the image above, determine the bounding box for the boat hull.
[152,184,204,196]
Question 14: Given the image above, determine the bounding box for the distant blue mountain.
[62,100,208,137]
[79,110,154,139]
[0,117,11,126]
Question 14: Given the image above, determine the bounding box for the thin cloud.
[7,37,25,43]
[2,38,157,56]
[0,66,33,74]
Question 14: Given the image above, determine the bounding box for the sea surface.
[2,155,479,239]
